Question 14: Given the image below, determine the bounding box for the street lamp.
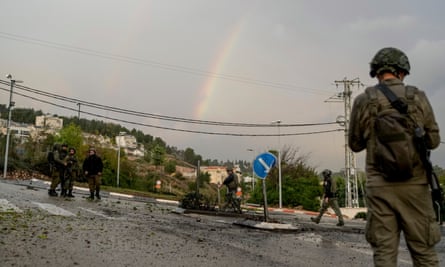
[247,148,255,190]
[3,74,23,179]
[116,132,126,187]
[271,120,282,208]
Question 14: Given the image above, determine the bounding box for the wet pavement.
[1,178,444,266]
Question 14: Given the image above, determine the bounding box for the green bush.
[164,160,176,174]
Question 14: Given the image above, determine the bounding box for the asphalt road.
[1,178,444,267]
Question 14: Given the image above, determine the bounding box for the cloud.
[347,15,417,32]
[408,39,445,93]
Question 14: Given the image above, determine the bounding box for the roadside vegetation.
[2,106,445,211]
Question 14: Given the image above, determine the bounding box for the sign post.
[253,152,277,222]
[217,182,221,208]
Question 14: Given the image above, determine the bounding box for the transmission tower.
[326,77,362,208]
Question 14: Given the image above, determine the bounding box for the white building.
[35,115,63,130]
[116,134,145,157]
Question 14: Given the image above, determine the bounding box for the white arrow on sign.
[258,157,272,173]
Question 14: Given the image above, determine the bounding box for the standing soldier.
[63,147,79,198]
[311,169,344,226]
[349,47,441,266]
[83,147,104,200]
[48,144,68,197]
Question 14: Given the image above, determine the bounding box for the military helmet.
[322,169,332,178]
[226,166,233,171]
[369,47,410,78]
[52,143,60,151]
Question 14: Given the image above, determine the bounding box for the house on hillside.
[200,166,226,184]
[176,165,196,178]
[115,134,145,157]
[35,115,63,132]
[0,119,36,143]
[83,133,112,149]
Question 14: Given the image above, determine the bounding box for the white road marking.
[156,199,178,205]
[31,202,76,217]
[110,192,134,198]
[0,199,23,213]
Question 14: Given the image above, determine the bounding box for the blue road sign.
[253,152,277,179]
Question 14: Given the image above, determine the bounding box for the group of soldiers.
[48,144,103,200]
[48,144,78,198]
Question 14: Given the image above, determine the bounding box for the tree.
[152,144,166,169]
[56,123,83,149]
[164,160,176,174]
[249,145,320,211]
[184,148,196,165]
[198,171,211,186]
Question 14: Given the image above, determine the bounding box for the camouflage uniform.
[82,148,104,200]
[311,169,344,226]
[48,144,68,197]
[63,148,79,198]
[221,168,241,213]
[349,47,441,266]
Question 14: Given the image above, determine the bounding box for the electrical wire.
[0,85,343,137]
[0,80,338,128]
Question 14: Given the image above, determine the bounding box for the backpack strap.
[405,85,416,100]
[366,87,379,160]
[405,85,423,128]
[376,83,408,114]
[405,85,418,116]
[366,87,379,116]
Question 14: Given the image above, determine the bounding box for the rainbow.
[194,18,246,119]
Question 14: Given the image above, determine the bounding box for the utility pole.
[326,77,361,208]
[77,103,81,122]
[247,148,255,191]
[271,120,282,209]
[3,75,23,179]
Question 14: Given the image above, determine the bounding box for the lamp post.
[3,74,23,179]
[247,148,255,190]
[116,132,126,187]
[272,120,282,208]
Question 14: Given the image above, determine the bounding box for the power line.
[0,79,338,128]
[0,31,332,95]
[0,85,342,136]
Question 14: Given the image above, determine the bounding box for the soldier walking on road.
[82,147,104,200]
[349,47,441,266]
[219,166,241,213]
[311,169,344,226]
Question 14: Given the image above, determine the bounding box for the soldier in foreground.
[349,47,441,266]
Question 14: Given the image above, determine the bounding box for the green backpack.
[367,84,421,181]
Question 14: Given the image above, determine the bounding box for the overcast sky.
[1,1,444,172]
